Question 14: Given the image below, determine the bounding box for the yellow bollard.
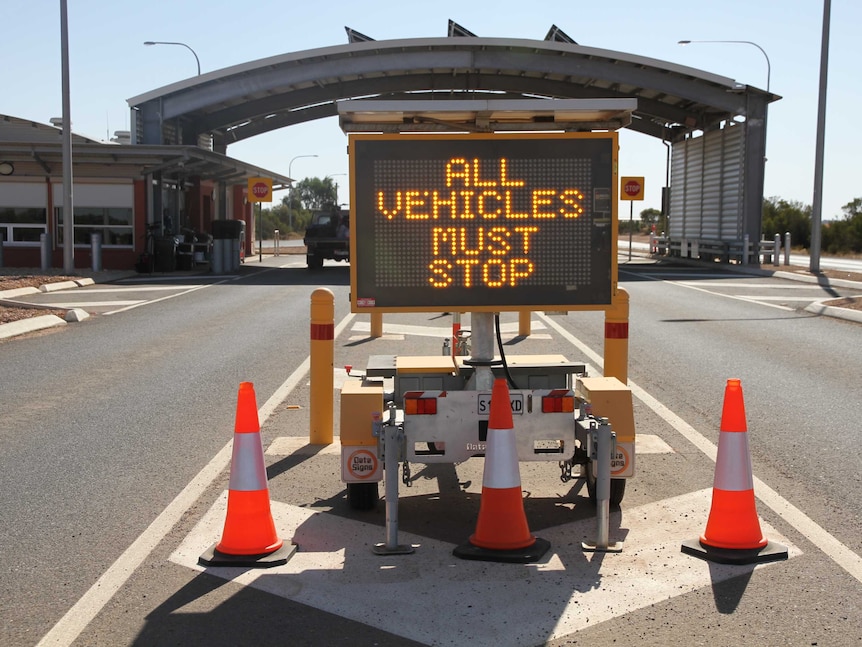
[518,310,531,337]
[310,288,334,444]
[603,288,629,385]
[370,312,383,338]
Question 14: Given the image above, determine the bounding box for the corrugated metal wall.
[669,123,745,241]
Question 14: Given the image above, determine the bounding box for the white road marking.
[40,306,862,646]
[662,280,796,311]
[678,282,828,289]
[351,319,547,338]
[537,311,862,585]
[169,489,797,647]
[63,285,210,293]
[29,300,144,308]
[103,283,218,315]
[636,433,675,454]
[735,295,823,302]
[35,313,355,647]
[266,436,342,456]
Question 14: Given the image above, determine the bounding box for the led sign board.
[349,133,618,312]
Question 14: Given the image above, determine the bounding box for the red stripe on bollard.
[605,322,629,339]
[310,323,334,340]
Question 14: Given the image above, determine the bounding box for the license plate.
[477,392,524,416]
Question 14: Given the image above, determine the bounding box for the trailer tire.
[347,482,378,510]
[585,461,626,506]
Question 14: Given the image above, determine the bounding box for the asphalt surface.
[2,249,862,646]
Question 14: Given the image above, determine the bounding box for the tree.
[762,197,811,249]
[291,177,339,211]
[821,197,862,255]
[281,176,340,233]
[640,207,663,233]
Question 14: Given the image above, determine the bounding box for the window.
[0,207,48,244]
[56,206,134,246]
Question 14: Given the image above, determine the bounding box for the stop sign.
[252,182,269,199]
[624,180,641,197]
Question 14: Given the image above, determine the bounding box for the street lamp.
[143,41,201,75]
[677,40,770,92]
[325,173,346,206]
[288,154,318,229]
[809,0,832,274]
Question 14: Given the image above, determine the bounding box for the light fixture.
[143,41,201,75]
[0,161,14,176]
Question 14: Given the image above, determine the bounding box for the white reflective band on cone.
[228,433,269,491]
[713,431,755,491]
[482,427,521,490]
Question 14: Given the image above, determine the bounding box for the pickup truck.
[303,209,349,269]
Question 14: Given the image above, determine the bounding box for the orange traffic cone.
[200,382,296,567]
[682,379,787,564]
[454,378,550,563]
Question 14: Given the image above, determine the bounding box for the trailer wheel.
[307,253,324,269]
[585,461,626,506]
[347,482,378,510]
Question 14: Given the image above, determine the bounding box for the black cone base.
[199,542,297,568]
[453,537,551,563]
[681,538,788,565]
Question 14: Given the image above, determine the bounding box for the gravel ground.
[0,270,82,324]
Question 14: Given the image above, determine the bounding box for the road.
[1,254,861,646]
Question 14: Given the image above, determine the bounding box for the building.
[0,114,290,270]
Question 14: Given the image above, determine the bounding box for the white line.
[735,295,821,302]
[32,301,144,308]
[65,285,209,293]
[668,280,795,311]
[102,283,216,315]
[537,312,862,585]
[36,311,355,646]
[678,282,827,289]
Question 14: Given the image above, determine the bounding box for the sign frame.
[247,176,273,203]
[620,176,644,201]
[349,132,619,313]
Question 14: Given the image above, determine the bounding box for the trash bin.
[154,236,177,272]
[211,219,245,272]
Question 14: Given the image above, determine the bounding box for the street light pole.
[677,40,770,93]
[809,0,832,274]
[288,154,318,230]
[61,0,74,273]
[143,41,201,75]
[325,173,347,206]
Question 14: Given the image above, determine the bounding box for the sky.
[2,0,859,223]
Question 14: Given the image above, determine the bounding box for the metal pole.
[91,232,102,272]
[583,418,623,552]
[61,0,74,273]
[809,0,831,274]
[373,404,414,555]
[41,233,51,271]
[470,312,496,392]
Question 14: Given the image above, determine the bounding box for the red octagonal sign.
[624,180,641,197]
[252,182,269,198]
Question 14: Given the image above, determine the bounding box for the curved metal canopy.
[128,37,779,153]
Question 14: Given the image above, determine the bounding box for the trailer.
[337,128,636,540]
